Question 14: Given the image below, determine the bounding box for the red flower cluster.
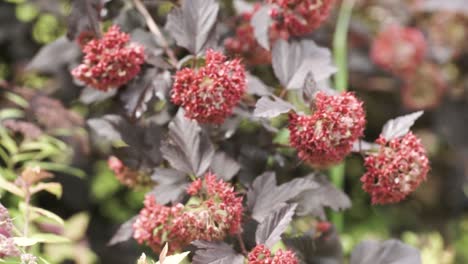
[108,156,151,187]
[248,245,299,264]
[182,173,244,238]
[71,25,145,91]
[288,92,366,166]
[133,173,243,253]
[401,62,446,110]
[0,203,19,258]
[361,132,429,204]
[371,25,427,76]
[171,49,246,124]
[132,196,185,253]
[224,5,271,65]
[268,0,335,38]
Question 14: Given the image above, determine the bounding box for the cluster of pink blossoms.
[171,49,246,124]
[288,92,366,166]
[247,244,299,264]
[72,25,145,91]
[133,173,243,253]
[108,156,151,187]
[0,203,19,258]
[268,0,335,39]
[361,132,429,204]
[224,5,272,65]
[371,25,427,76]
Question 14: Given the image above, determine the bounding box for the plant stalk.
[330,0,355,232]
[132,0,179,67]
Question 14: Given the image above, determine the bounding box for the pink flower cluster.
[371,25,427,76]
[0,203,19,258]
[171,50,246,124]
[108,156,151,187]
[288,92,366,166]
[72,25,145,91]
[247,244,299,264]
[133,173,243,253]
[268,0,335,38]
[224,5,272,65]
[361,132,429,204]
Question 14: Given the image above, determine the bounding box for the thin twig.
[237,233,248,256]
[132,0,179,67]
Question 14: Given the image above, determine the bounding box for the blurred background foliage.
[0,0,467,263]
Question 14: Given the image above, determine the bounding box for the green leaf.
[0,128,18,154]
[13,233,70,246]
[19,202,65,226]
[155,252,190,264]
[0,108,24,120]
[64,212,89,241]
[24,162,85,179]
[0,175,24,197]
[3,91,28,107]
[30,182,62,198]
[32,233,70,244]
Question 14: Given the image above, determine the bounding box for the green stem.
[330,0,355,232]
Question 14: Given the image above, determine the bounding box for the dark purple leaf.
[67,0,101,41]
[161,109,215,176]
[418,0,468,14]
[256,203,297,248]
[121,68,172,120]
[253,96,296,119]
[350,239,421,264]
[302,73,339,102]
[87,115,126,142]
[381,111,423,140]
[272,39,336,90]
[108,216,137,246]
[246,73,272,96]
[284,226,343,264]
[165,0,219,54]
[210,152,240,181]
[293,174,351,220]
[27,37,80,73]
[247,172,318,222]
[250,5,273,50]
[79,87,117,104]
[192,241,244,264]
[88,115,163,170]
[150,168,188,204]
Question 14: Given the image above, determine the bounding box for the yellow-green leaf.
[30,182,62,198]
[0,176,24,197]
[19,202,64,226]
[156,252,190,264]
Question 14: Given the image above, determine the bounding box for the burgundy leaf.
[67,0,101,41]
[27,37,80,74]
[381,111,424,140]
[150,168,188,204]
[350,239,421,264]
[121,68,172,120]
[246,73,272,96]
[108,216,137,246]
[293,174,351,220]
[284,225,343,264]
[210,152,241,181]
[247,172,318,222]
[250,5,273,50]
[192,241,244,264]
[253,96,296,119]
[161,109,215,176]
[255,203,297,248]
[165,0,219,54]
